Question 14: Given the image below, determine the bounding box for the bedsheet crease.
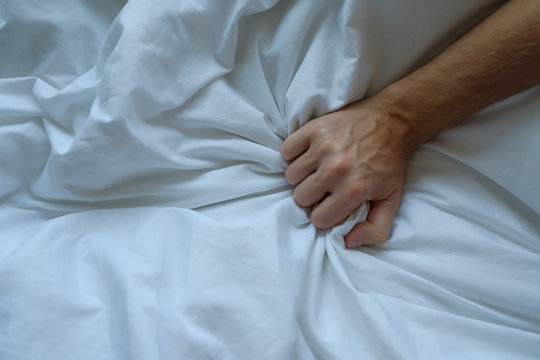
[1,0,539,359]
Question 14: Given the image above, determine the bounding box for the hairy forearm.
[378,0,540,151]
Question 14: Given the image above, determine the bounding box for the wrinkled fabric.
[1,0,539,359]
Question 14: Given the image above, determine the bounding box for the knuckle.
[281,147,293,161]
[328,157,352,176]
[280,142,288,156]
[316,139,334,155]
[310,120,326,134]
[310,211,333,229]
[292,188,311,208]
[284,168,297,185]
[280,139,298,161]
[304,121,323,139]
[344,183,364,199]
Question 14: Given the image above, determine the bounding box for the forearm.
[378,0,540,151]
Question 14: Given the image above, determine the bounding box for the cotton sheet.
[1,0,539,359]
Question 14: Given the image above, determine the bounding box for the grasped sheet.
[1,1,539,359]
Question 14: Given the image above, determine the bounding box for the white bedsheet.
[1,0,539,359]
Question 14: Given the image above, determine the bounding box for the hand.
[280,96,413,247]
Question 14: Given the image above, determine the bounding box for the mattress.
[1,0,539,359]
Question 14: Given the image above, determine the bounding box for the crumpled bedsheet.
[1,0,539,359]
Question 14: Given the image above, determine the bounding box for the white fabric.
[1,0,539,359]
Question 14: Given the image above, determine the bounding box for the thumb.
[344,190,402,248]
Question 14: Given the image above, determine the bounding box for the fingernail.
[346,239,362,249]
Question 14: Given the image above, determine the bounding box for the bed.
[1,0,539,359]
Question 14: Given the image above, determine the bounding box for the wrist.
[375,73,463,153]
[371,83,428,156]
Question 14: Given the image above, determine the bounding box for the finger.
[284,149,318,185]
[292,171,329,208]
[280,127,311,161]
[310,188,366,229]
[344,190,402,248]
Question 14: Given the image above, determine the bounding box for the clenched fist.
[281,96,414,248]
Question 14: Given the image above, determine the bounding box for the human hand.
[281,96,414,248]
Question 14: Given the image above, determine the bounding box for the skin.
[280,0,540,248]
